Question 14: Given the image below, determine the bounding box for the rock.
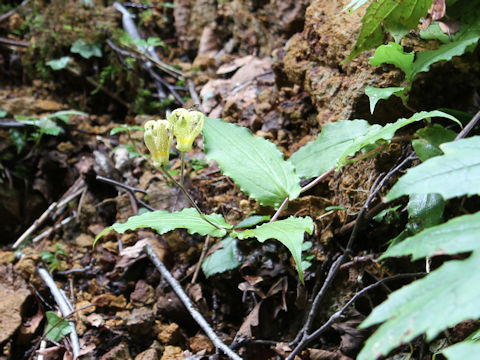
[156,322,181,344]
[130,280,155,305]
[75,233,94,248]
[100,342,131,360]
[93,293,127,311]
[135,349,159,360]
[189,334,214,353]
[0,265,31,343]
[160,346,184,360]
[278,0,406,125]
[124,307,156,338]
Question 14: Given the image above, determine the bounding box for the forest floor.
[0,0,478,359]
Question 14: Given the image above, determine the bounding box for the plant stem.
[180,151,185,188]
[161,165,224,230]
[270,168,336,223]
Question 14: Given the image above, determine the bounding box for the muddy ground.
[0,0,479,359]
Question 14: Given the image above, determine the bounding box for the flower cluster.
[143,108,205,166]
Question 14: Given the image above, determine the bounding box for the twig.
[0,0,27,24]
[38,268,80,359]
[13,202,58,249]
[286,273,425,359]
[187,79,203,112]
[13,183,85,248]
[95,175,156,211]
[31,215,77,244]
[455,109,480,140]
[287,152,416,355]
[0,37,29,47]
[143,244,242,360]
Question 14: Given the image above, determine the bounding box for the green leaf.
[234,215,271,229]
[365,86,405,114]
[411,17,480,82]
[441,342,480,360]
[203,117,301,208]
[386,136,480,201]
[289,120,371,178]
[70,39,102,59]
[110,125,144,135]
[46,56,71,70]
[382,212,480,260]
[45,311,72,342]
[337,110,460,168]
[46,110,88,123]
[407,193,445,228]
[110,208,231,238]
[412,124,457,161]
[420,21,452,43]
[0,109,6,118]
[234,216,314,283]
[343,0,433,63]
[370,42,414,78]
[358,251,480,360]
[202,237,241,277]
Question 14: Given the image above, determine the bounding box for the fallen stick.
[38,268,80,359]
[143,244,242,360]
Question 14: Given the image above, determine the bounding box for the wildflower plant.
[96,107,458,284]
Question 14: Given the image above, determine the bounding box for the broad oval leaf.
[359,251,480,360]
[441,341,480,360]
[337,110,460,168]
[412,124,457,162]
[105,208,231,239]
[203,117,301,208]
[289,120,370,179]
[234,216,314,283]
[202,236,241,278]
[45,311,72,342]
[386,136,480,201]
[382,212,480,260]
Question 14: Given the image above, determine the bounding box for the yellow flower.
[168,108,205,152]
[144,119,172,166]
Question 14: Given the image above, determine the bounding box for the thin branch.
[143,244,242,360]
[455,109,480,140]
[95,175,156,211]
[0,0,27,24]
[38,268,80,359]
[187,79,203,112]
[288,152,416,354]
[13,202,58,249]
[286,273,425,359]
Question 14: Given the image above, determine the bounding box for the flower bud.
[144,119,172,166]
[168,108,205,152]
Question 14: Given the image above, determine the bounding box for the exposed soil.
[0,0,479,359]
